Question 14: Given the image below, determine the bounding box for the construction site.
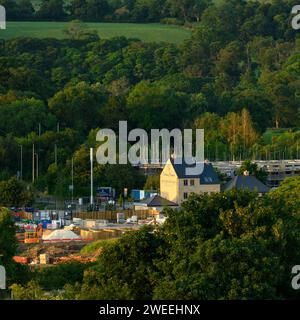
[12,208,160,267]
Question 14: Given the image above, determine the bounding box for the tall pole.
[71,157,74,206]
[19,145,23,180]
[54,144,57,166]
[35,153,39,179]
[38,123,41,177]
[90,148,94,206]
[32,143,35,183]
[55,122,59,166]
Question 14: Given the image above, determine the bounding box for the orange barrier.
[13,256,28,264]
[24,238,41,244]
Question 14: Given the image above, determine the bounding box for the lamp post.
[90,148,94,206]
[71,157,74,206]
[32,144,35,182]
[55,122,59,166]
[32,146,39,182]
[54,144,57,166]
[35,153,39,179]
[19,145,23,180]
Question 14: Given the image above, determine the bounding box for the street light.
[90,148,94,206]
[32,144,35,182]
[19,145,23,180]
[71,157,74,206]
[35,153,39,179]
[32,144,38,182]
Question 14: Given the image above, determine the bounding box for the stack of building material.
[39,254,50,265]
[42,229,81,242]
[83,220,96,228]
[80,228,123,240]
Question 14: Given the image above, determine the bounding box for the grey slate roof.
[221,175,269,193]
[170,158,220,184]
[142,195,178,207]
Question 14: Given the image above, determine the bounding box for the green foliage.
[127,80,186,130]
[238,160,268,183]
[2,21,191,43]
[269,176,300,213]
[10,281,46,300]
[143,174,160,191]
[153,190,300,299]
[256,129,300,160]
[35,0,66,21]
[48,82,106,133]
[1,1,300,197]
[68,0,111,22]
[63,20,99,41]
[33,262,90,291]
[0,207,24,286]
[3,0,300,301]
[0,0,34,20]
[9,262,92,299]
[1,0,211,23]
[75,226,166,299]
[0,177,33,207]
[0,97,56,137]
[80,238,118,255]
[98,163,145,197]
[154,235,282,300]
[9,185,300,300]
[0,207,16,267]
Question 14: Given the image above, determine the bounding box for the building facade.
[160,159,220,205]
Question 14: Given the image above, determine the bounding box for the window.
[184,179,188,186]
[184,192,188,199]
[190,179,195,186]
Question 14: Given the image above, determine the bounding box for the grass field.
[0,22,191,44]
[80,238,118,255]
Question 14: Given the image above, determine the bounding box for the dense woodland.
[3,0,212,23]
[0,0,300,198]
[0,0,300,301]
[0,0,297,26]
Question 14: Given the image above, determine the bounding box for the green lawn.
[0,22,191,44]
[80,238,118,255]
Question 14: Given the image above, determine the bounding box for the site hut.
[160,158,221,205]
[96,187,115,206]
[130,189,158,202]
[134,194,178,214]
[221,170,269,196]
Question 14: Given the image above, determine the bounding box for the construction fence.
[73,209,156,221]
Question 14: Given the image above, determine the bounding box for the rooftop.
[169,158,220,184]
[142,195,178,207]
[222,175,269,193]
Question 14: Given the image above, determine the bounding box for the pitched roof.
[169,158,220,184]
[221,175,269,193]
[142,195,178,207]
